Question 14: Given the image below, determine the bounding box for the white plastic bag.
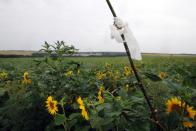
[110,17,142,60]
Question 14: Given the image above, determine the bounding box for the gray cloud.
[0,0,195,54]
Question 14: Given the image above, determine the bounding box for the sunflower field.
[0,42,196,131]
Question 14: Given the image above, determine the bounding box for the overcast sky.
[0,0,196,54]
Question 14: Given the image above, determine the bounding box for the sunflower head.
[166,97,196,128]
[22,71,31,85]
[159,72,167,79]
[76,96,89,120]
[124,65,132,76]
[64,70,73,77]
[77,96,86,110]
[183,121,194,128]
[0,72,8,80]
[81,109,89,120]
[96,71,106,80]
[46,96,58,115]
[181,106,196,128]
[166,97,183,113]
[98,85,104,104]
[186,106,196,119]
[23,71,29,80]
[77,96,84,106]
[105,63,111,69]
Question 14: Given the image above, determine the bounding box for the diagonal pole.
[105,0,166,130]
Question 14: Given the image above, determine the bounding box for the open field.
[0,55,196,69]
[0,50,34,56]
[0,56,196,131]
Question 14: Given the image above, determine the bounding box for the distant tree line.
[0,52,127,58]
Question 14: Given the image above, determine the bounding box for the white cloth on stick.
[110,17,142,60]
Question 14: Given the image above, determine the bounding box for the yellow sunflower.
[124,65,132,76]
[98,85,104,104]
[182,105,196,128]
[77,96,89,120]
[186,106,196,119]
[0,72,8,80]
[46,96,58,115]
[77,96,85,110]
[183,121,194,128]
[105,63,111,69]
[22,71,32,85]
[81,109,89,121]
[96,71,106,80]
[166,97,195,128]
[159,72,167,79]
[64,70,73,77]
[166,97,183,113]
[77,96,84,106]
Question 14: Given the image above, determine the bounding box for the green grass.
[0,55,195,69]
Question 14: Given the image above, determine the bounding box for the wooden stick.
[105,0,166,130]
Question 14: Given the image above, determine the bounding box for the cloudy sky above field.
[0,0,196,54]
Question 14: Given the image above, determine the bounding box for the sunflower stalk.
[60,100,70,131]
[105,0,166,130]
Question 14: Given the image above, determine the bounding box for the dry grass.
[0,50,34,56]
